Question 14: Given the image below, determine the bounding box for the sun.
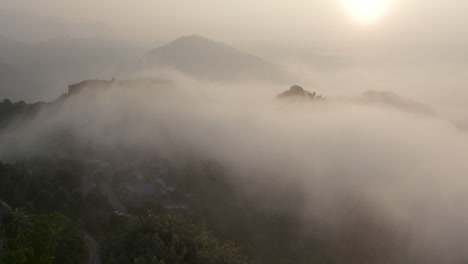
[342,0,392,23]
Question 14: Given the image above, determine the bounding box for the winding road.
[84,231,101,264]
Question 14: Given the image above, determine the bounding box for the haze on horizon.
[1,0,468,57]
[0,0,468,103]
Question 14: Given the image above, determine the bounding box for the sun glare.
[342,0,391,23]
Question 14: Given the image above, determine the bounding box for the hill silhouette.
[144,34,288,82]
[278,85,325,101]
[0,34,142,101]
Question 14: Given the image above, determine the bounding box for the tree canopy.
[102,213,253,264]
[0,212,87,264]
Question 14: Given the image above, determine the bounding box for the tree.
[102,213,253,264]
[38,189,53,213]
[0,162,27,206]
[67,189,85,220]
[1,212,87,264]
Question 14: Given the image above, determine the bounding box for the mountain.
[278,85,325,101]
[144,35,288,82]
[0,35,141,70]
[0,35,143,101]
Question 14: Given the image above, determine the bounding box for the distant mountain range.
[0,34,143,101]
[144,35,289,82]
[0,33,290,101]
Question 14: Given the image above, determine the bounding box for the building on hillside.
[131,183,158,207]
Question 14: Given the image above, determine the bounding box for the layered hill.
[144,35,288,82]
[0,34,142,101]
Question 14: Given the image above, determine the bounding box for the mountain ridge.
[144,34,289,82]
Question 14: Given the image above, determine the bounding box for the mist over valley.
[2,2,468,263]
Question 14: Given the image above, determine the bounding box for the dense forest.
[0,159,252,264]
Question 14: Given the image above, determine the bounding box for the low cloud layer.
[2,75,468,262]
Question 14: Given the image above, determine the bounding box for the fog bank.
[1,77,468,262]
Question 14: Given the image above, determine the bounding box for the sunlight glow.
[342,0,392,23]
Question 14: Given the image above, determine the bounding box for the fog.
[1,72,468,261]
[2,1,468,262]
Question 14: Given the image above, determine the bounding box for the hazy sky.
[2,0,468,54]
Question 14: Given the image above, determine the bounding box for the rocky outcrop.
[278,85,325,101]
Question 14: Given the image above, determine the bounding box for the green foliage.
[102,213,253,264]
[0,162,28,207]
[82,187,116,235]
[0,99,46,128]
[0,160,85,218]
[0,212,87,264]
